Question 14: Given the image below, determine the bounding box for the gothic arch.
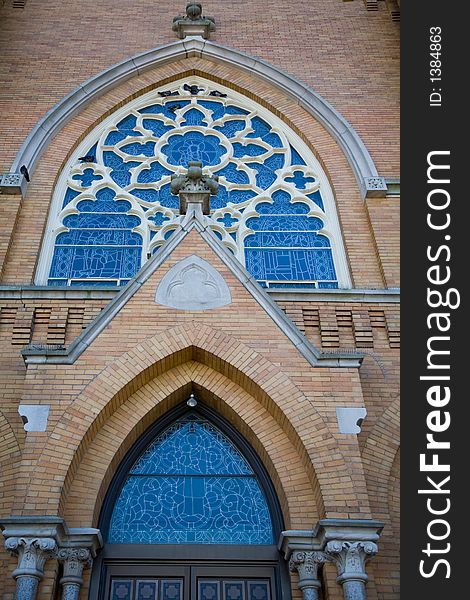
[19,324,369,521]
[11,38,383,199]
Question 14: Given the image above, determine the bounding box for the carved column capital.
[57,547,92,584]
[325,541,378,600]
[289,551,328,600]
[5,536,57,579]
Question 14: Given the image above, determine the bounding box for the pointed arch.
[11,38,384,199]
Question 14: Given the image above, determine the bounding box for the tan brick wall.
[0,1,399,598]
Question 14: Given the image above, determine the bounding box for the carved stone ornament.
[171,160,219,214]
[325,541,378,600]
[58,547,92,582]
[5,536,57,578]
[0,172,28,196]
[364,176,387,198]
[156,255,232,311]
[172,2,216,39]
[289,551,329,600]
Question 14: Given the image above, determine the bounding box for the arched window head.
[37,78,351,289]
[107,412,274,544]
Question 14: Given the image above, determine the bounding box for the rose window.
[38,79,350,289]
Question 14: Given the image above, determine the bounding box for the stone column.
[325,541,378,600]
[4,536,57,600]
[57,547,92,600]
[288,550,327,600]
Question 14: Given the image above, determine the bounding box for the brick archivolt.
[63,361,318,531]
[16,323,370,522]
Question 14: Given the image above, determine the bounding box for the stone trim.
[10,38,384,199]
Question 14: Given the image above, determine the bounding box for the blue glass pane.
[148,213,170,226]
[136,162,173,184]
[209,184,229,209]
[162,132,226,167]
[306,190,324,211]
[70,280,123,287]
[225,105,250,116]
[232,143,266,158]
[197,100,226,120]
[108,416,273,545]
[244,232,329,248]
[248,582,270,600]
[50,246,141,279]
[108,475,273,544]
[131,420,252,475]
[76,198,132,213]
[246,216,324,232]
[228,190,257,205]
[268,282,316,289]
[247,116,271,139]
[121,141,156,157]
[104,114,143,145]
[224,582,245,600]
[62,187,80,208]
[290,145,306,166]
[63,213,141,228]
[318,281,339,289]
[131,188,159,203]
[136,581,157,600]
[56,230,142,246]
[142,119,174,138]
[103,152,140,187]
[138,101,190,117]
[245,248,336,281]
[284,171,315,189]
[217,163,249,185]
[181,108,207,127]
[214,120,246,138]
[71,168,102,187]
[256,191,310,214]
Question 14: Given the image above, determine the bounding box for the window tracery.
[39,79,350,288]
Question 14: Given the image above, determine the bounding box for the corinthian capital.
[57,547,92,583]
[5,536,57,578]
[325,541,378,582]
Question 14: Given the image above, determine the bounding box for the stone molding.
[9,38,386,200]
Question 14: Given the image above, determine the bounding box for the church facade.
[0,2,400,599]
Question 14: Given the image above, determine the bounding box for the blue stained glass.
[103,152,140,187]
[108,415,273,544]
[245,248,336,281]
[209,184,229,209]
[104,115,143,145]
[217,162,249,185]
[76,198,131,212]
[158,183,180,209]
[148,213,170,226]
[256,191,310,214]
[56,230,142,246]
[232,143,266,158]
[121,141,156,157]
[71,168,102,187]
[63,213,141,229]
[244,232,329,248]
[131,188,159,203]
[137,162,173,184]
[248,582,269,600]
[217,213,238,227]
[247,116,271,139]
[62,187,80,208]
[142,119,174,138]
[212,230,223,240]
[162,581,183,600]
[290,145,306,166]
[263,154,285,171]
[228,190,257,204]
[251,165,277,190]
[47,279,67,286]
[197,100,227,120]
[225,105,250,116]
[306,190,324,211]
[181,108,207,127]
[214,120,246,138]
[262,133,282,148]
[318,281,339,289]
[50,246,141,280]
[137,581,157,600]
[245,216,324,232]
[162,132,226,167]
[164,229,176,240]
[284,170,316,189]
[224,582,244,600]
[138,101,190,117]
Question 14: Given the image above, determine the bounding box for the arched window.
[92,404,290,600]
[107,412,273,545]
[37,78,350,289]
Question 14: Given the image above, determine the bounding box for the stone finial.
[172,3,216,39]
[170,161,219,214]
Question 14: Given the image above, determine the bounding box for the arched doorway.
[90,400,291,600]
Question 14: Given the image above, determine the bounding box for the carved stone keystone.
[170,160,219,214]
[172,3,216,39]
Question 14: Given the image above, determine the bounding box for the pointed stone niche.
[155,255,232,311]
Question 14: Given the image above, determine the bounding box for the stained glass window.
[41,80,349,288]
[107,414,274,544]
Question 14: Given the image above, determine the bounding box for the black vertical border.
[401,4,466,598]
